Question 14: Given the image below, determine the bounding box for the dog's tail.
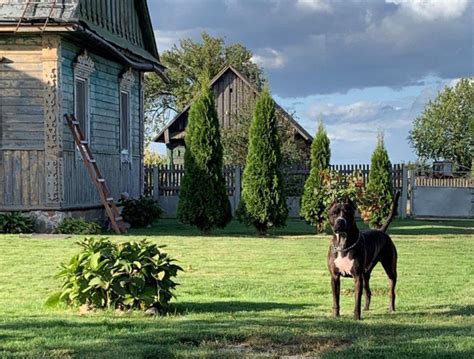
[380,191,400,233]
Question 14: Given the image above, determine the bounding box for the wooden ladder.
[64,114,127,234]
[15,0,58,33]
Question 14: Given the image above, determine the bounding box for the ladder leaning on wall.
[64,114,127,234]
[15,0,58,33]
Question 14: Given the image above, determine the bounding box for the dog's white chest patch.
[334,254,354,276]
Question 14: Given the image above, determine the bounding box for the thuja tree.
[177,79,232,233]
[238,88,288,235]
[300,120,331,232]
[364,133,394,229]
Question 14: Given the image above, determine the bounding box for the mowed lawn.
[0,219,473,358]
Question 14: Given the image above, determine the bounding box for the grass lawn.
[0,218,473,358]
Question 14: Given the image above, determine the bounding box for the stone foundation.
[30,208,105,233]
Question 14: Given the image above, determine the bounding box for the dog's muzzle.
[334,217,348,233]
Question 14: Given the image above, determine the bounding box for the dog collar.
[332,233,363,253]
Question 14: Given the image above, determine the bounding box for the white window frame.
[74,75,90,143]
[120,89,132,163]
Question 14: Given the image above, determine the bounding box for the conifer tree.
[365,133,394,229]
[238,88,288,235]
[300,120,331,232]
[177,78,232,233]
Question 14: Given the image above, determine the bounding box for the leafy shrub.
[300,121,331,232]
[55,218,102,235]
[120,196,163,228]
[0,212,34,234]
[50,237,182,312]
[238,88,288,235]
[361,134,394,228]
[177,77,232,233]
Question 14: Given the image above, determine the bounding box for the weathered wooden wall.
[0,35,144,211]
[0,36,48,210]
[61,39,143,208]
[212,69,254,128]
[0,36,44,150]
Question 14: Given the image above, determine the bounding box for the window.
[75,77,89,141]
[120,91,130,153]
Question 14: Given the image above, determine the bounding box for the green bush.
[177,77,232,233]
[363,134,394,229]
[55,218,102,235]
[0,212,34,234]
[50,237,182,312]
[120,196,163,228]
[238,87,288,235]
[300,121,331,232]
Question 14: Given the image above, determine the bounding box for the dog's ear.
[345,197,357,211]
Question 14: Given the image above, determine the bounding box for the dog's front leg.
[331,274,340,317]
[354,274,363,320]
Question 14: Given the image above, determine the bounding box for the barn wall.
[60,39,143,208]
[0,35,48,210]
[213,70,255,129]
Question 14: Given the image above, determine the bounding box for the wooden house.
[153,65,312,165]
[0,0,165,230]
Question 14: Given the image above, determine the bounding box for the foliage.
[144,148,167,166]
[49,237,182,312]
[120,196,163,228]
[222,102,310,167]
[409,78,474,171]
[361,134,394,228]
[55,218,102,235]
[0,212,34,234]
[144,32,265,144]
[177,78,232,233]
[300,121,331,232]
[238,88,288,234]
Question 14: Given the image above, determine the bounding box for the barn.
[153,65,312,166]
[0,0,165,231]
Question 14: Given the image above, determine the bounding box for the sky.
[147,0,473,164]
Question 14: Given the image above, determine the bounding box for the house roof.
[0,0,164,74]
[153,65,313,143]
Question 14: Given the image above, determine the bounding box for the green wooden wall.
[61,39,143,208]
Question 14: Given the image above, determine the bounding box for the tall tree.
[409,78,474,171]
[238,88,288,235]
[365,133,393,229]
[144,32,264,144]
[177,78,232,233]
[300,120,331,232]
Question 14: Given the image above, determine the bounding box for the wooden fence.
[415,176,473,188]
[144,165,239,198]
[144,163,406,198]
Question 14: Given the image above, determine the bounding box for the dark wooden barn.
[153,65,312,165]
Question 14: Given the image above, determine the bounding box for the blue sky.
[148,0,473,164]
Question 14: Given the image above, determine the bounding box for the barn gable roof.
[154,65,312,143]
[0,0,163,73]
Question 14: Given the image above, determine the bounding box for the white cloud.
[251,48,288,69]
[296,0,332,13]
[154,28,209,52]
[387,0,469,20]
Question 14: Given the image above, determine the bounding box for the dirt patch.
[211,335,351,358]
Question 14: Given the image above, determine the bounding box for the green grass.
[0,218,473,358]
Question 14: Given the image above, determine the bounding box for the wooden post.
[400,164,408,219]
[153,166,160,201]
[234,166,242,213]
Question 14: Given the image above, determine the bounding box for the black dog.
[327,192,400,320]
